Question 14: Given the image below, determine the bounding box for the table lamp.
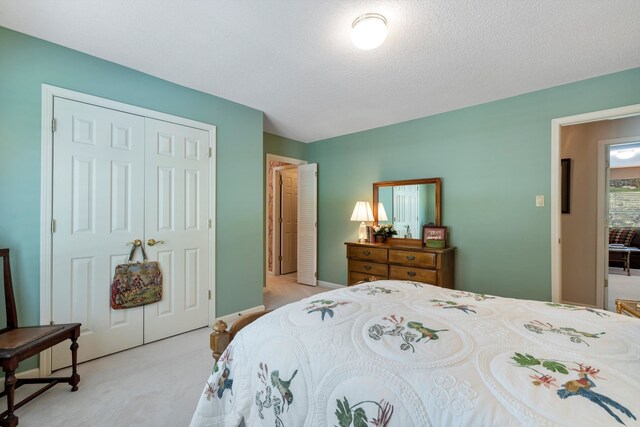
[350,201,374,242]
[377,203,388,222]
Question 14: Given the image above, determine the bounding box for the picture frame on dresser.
[422,225,447,248]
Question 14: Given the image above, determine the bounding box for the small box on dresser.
[345,240,455,288]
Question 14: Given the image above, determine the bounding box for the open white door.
[297,163,317,286]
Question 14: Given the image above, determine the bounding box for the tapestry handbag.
[110,243,163,309]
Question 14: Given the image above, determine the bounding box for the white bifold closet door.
[297,163,317,286]
[143,118,210,343]
[51,98,210,370]
[51,98,145,370]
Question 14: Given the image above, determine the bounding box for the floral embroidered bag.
[110,243,163,309]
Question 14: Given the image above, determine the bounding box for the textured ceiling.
[1,0,639,142]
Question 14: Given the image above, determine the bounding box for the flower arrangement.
[373,224,397,238]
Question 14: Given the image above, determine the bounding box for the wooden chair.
[0,249,81,427]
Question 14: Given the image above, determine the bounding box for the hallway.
[263,273,331,310]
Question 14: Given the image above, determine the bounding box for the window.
[609,178,640,227]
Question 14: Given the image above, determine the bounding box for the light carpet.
[2,327,213,427]
[608,267,640,311]
[263,273,332,310]
[1,276,334,426]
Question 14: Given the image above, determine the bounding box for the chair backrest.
[0,249,18,329]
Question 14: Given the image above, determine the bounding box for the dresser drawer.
[389,249,436,268]
[348,246,388,263]
[349,271,387,286]
[389,265,437,284]
[350,260,388,276]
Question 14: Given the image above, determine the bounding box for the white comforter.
[190,280,640,427]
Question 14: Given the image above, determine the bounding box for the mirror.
[373,178,441,239]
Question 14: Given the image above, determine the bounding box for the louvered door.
[297,163,317,286]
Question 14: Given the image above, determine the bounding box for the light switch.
[536,195,544,207]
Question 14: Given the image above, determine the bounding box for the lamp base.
[358,221,367,243]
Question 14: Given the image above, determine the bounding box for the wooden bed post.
[209,311,273,362]
[210,320,230,362]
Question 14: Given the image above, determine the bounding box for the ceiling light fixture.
[351,13,388,50]
[614,148,638,160]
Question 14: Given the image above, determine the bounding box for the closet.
[49,97,213,370]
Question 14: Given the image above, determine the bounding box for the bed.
[190,280,640,426]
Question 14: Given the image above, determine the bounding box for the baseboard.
[318,280,345,289]
[215,304,266,326]
[16,368,40,379]
[560,299,598,309]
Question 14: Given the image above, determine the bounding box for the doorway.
[265,154,306,277]
[604,139,640,310]
[269,162,318,286]
[552,105,640,309]
[278,166,298,275]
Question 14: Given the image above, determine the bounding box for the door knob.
[128,239,142,247]
[147,239,165,246]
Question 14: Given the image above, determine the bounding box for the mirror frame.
[372,178,442,231]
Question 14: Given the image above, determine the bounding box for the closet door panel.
[51,98,145,370]
[143,118,210,343]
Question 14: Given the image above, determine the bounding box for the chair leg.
[2,371,19,427]
[69,337,80,392]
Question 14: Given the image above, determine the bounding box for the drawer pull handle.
[364,265,372,271]
[363,250,371,256]
[407,271,416,277]
[406,255,416,261]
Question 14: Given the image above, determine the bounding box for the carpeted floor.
[1,275,334,426]
[608,267,640,311]
[263,272,332,310]
[2,327,213,427]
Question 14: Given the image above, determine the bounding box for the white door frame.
[40,84,217,376]
[550,103,640,305]
[264,154,306,276]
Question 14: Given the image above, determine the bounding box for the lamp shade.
[377,203,389,221]
[350,201,374,222]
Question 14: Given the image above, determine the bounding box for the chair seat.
[0,326,64,350]
[0,249,81,426]
[0,324,80,364]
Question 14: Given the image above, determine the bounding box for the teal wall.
[307,68,640,301]
[264,132,307,160]
[0,24,265,355]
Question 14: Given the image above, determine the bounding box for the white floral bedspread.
[190,280,640,427]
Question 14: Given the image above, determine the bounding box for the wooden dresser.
[345,241,455,288]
